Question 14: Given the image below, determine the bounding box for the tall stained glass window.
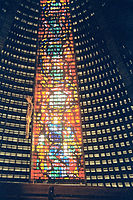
[31,0,85,182]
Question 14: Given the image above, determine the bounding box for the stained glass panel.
[31,0,85,182]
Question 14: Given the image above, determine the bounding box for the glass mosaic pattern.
[31,0,85,181]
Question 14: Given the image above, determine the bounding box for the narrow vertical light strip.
[31,0,85,182]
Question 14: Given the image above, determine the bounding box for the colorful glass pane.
[31,0,85,182]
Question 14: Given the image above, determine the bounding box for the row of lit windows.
[1,144,30,151]
[87,182,133,187]
[0,133,31,142]
[0,71,31,81]
[0,174,29,179]
[83,135,131,143]
[0,121,26,129]
[1,82,33,93]
[84,142,132,151]
[0,91,26,100]
[1,60,35,71]
[10,30,37,42]
[8,69,34,78]
[79,67,109,76]
[0,136,30,144]
[1,61,35,72]
[86,179,133,186]
[75,39,98,50]
[0,158,29,166]
[85,157,133,165]
[2,51,36,63]
[0,99,27,107]
[84,141,131,148]
[82,117,133,126]
[13,23,37,34]
[82,123,133,132]
[86,106,132,114]
[21,3,39,13]
[80,91,127,102]
[0,113,25,122]
[0,105,26,113]
[80,99,131,109]
[0,94,27,107]
[72,10,95,25]
[14,16,38,27]
[86,166,132,172]
[76,42,101,52]
[0,166,29,172]
[82,112,132,122]
[76,46,107,58]
[82,112,132,121]
[76,49,104,58]
[0,115,26,122]
[83,129,133,137]
[78,68,117,78]
[79,75,119,85]
[84,97,130,106]
[8,36,37,47]
[17,9,39,20]
[81,102,129,110]
[0,153,30,159]
[2,46,36,56]
[80,92,131,102]
[80,82,122,91]
[85,150,133,158]
[3,76,33,85]
[0,74,33,85]
[86,174,133,179]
